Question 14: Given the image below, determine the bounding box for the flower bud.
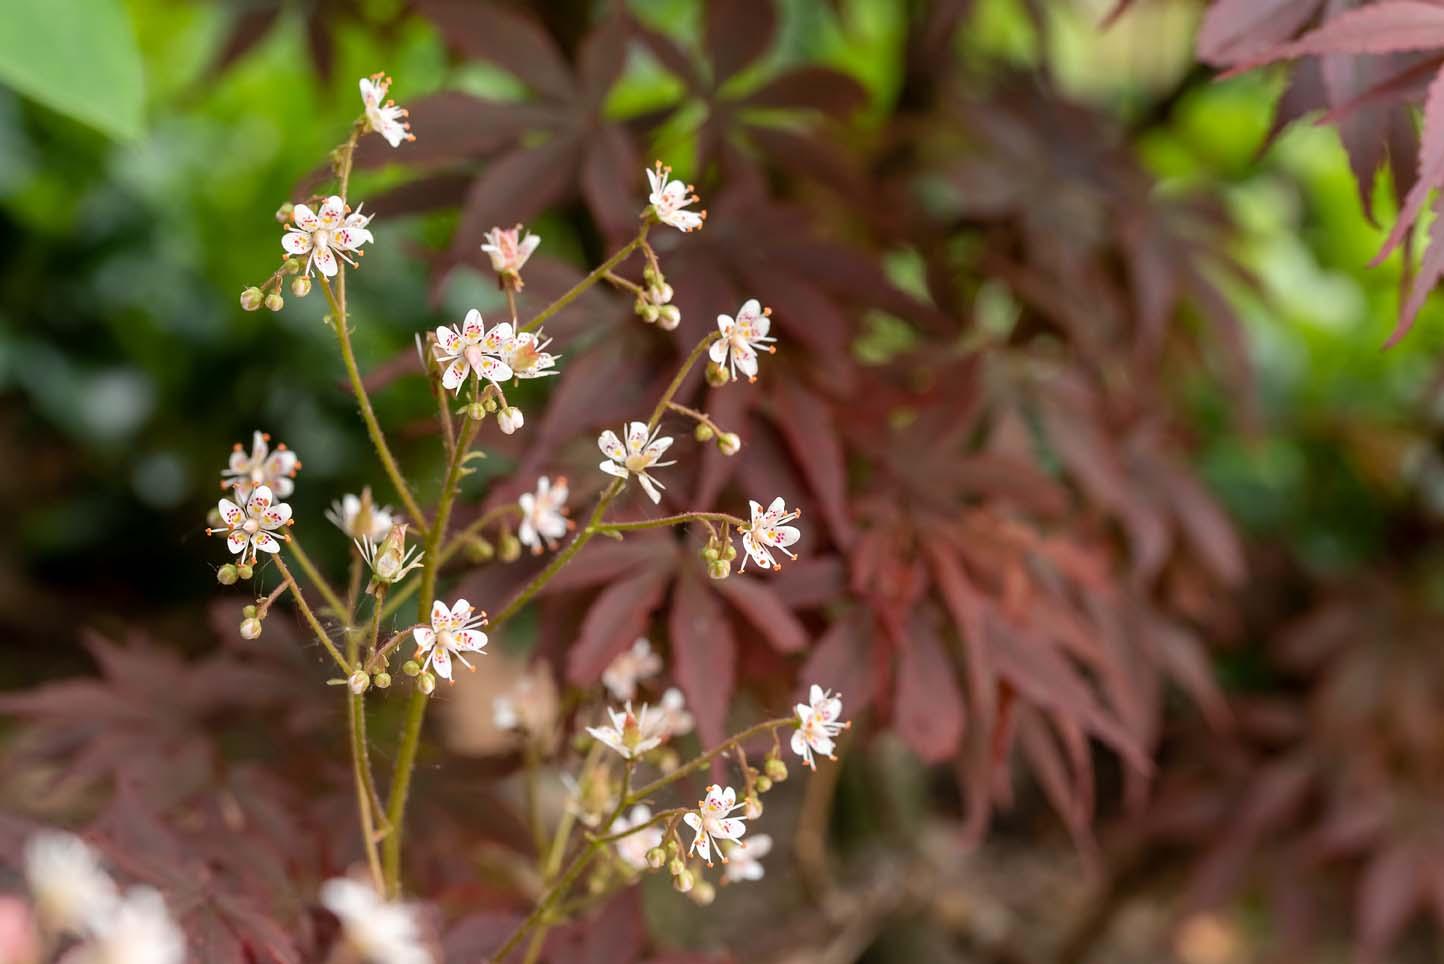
[690,880,715,905]
[282,257,302,275]
[717,433,741,456]
[666,839,680,858]
[242,606,259,621]
[466,401,487,422]
[239,617,263,640]
[640,304,660,324]
[650,283,674,305]
[755,774,773,793]
[275,202,294,223]
[668,857,685,877]
[464,537,495,564]
[657,305,681,330]
[417,672,437,696]
[402,659,421,677]
[499,531,522,563]
[672,869,694,894]
[642,265,658,285]
[483,396,499,414]
[264,292,284,312]
[373,672,392,689]
[216,564,239,586]
[743,795,762,820]
[705,361,729,388]
[694,424,715,443]
[498,406,524,435]
[348,671,370,695]
[702,546,720,563]
[645,847,666,869]
[764,757,788,782]
[237,563,254,580]
[240,287,264,311]
[290,275,311,297]
[721,541,737,561]
[707,558,731,581]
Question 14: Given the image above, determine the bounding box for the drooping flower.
[518,476,569,553]
[358,522,423,593]
[222,430,300,501]
[602,637,662,701]
[413,599,488,683]
[212,485,291,564]
[326,488,395,543]
[609,805,664,872]
[497,405,524,435]
[359,73,413,148]
[721,833,773,884]
[281,196,373,278]
[792,684,849,770]
[481,224,540,285]
[586,702,667,759]
[709,299,776,383]
[739,497,801,572]
[598,422,675,504]
[657,686,695,740]
[23,832,117,937]
[499,327,559,380]
[682,785,748,866]
[432,310,513,394]
[645,161,705,232]
[320,878,432,964]
[69,887,185,964]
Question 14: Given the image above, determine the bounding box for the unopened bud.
[721,541,737,561]
[464,537,495,564]
[707,558,731,581]
[402,659,421,677]
[275,202,294,223]
[290,275,311,297]
[764,757,788,782]
[642,265,658,285]
[466,401,487,422]
[668,857,685,877]
[666,839,680,858]
[242,605,258,620]
[264,292,284,312]
[498,406,524,435]
[705,361,729,388]
[673,869,694,894]
[239,617,263,640]
[694,424,715,443]
[743,795,762,820]
[717,433,741,456]
[650,283,674,305]
[499,531,522,563]
[417,672,437,695]
[216,564,239,585]
[690,880,715,905]
[702,546,720,563]
[373,672,392,689]
[754,775,773,793]
[656,305,681,330]
[348,671,370,695]
[240,287,264,311]
[645,847,666,869]
[237,563,254,580]
[282,257,302,275]
[640,304,660,324]
[483,396,499,414]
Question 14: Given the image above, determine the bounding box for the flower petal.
[599,460,630,480]
[461,309,484,342]
[413,626,434,649]
[435,325,462,356]
[282,231,313,255]
[441,358,469,391]
[226,530,249,554]
[251,530,281,553]
[625,422,650,455]
[218,498,244,526]
[431,646,452,680]
[454,629,487,652]
[598,430,626,461]
[292,204,319,231]
[637,473,662,504]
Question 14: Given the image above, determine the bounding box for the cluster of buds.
[701,530,738,580]
[692,420,741,457]
[634,264,681,330]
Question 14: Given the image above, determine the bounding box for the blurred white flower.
[212,484,291,563]
[223,430,299,501]
[646,161,705,232]
[721,833,772,884]
[792,684,848,770]
[598,422,675,504]
[682,785,747,867]
[359,73,413,148]
[518,476,569,553]
[708,299,775,383]
[609,805,663,872]
[433,310,513,395]
[602,638,662,701]
[500,328,559,380]
[320,878,431,964]
[657,687,694,740]
[281,196,373,278]
[327,488,395,543]
[739,497,801,572]
[481,224,540,282]
[68,887,184,964]
[23,832,117,937]
[413,599,488,683]
[587,702,666,759]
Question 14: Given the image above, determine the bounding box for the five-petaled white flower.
[73,887,185,964]
[212,485,291,563]
[413,599,488,683]
[740,497,801,572]
[792,684,848,770]
[320,878,432,964]
[646,161,705,232]
[721,833,772,884]
[481,224,540,284]
[609,805,663,872]
[433,310,513,394]
[598,422,675,504]
[359,73,413,148]
[358,522,423,593]
[326,488,395,543]
[586,702,667,759]
[709,299,776,383]
[223,430,300,501]
[682,785,748,866]
[657,686,695,740]
[23,832,117,937]
[602,637,662,701]
[281,196,373,278]
[499,327,559,380]
[518,476,569,553]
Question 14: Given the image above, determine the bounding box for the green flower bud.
[640,304,660,324]
[656,305,681,330]
[373,672,392,689]
[216,564,239,586]
[402,659,421,677]
[721,541,737,561]
[236,563,254,580]
[754,775,773,793]
[290,275,312,297]
[483,396,499,414]
[275,202,294,223]
[673,869,695,894]
[764,757,788,782]
[466,401,487,422]
[348,671,370,695]
[240,287,264,311]
[264,292,284,312]
[645,847,667,870]
[242,604,258,619]
[464,537,495,564]
[694,424,715,443]
[668,857,685,877]
[666,839,680,858]
[417,672,437,696]
[705,361,729,388]
[743,795,762,819]
[702,546,720,563]
[717,433,741,456]
[282,257,302,275]
[707,558,731,581]
[499,531,522,563]
[690,880,715,905]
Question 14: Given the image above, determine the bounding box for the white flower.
[646,161,705,232]
[497,406,524,435]
[413,598,488,683]
[586,702,667,759]
[601,637,662,701]
[320,878,431,964]
[223,430,300,501]
[598,422,676,504]
[69,887,185,964]
[739,497,801,572]
[721,832,772,884]
[682,785,747,867]
[359,73,413,148]
[792,684,848,770]
[481,224,540,281]
[212,485,291,564]
[609,805,663,872]
[326,488,395,542]
[518,476,569,553]
[281,195,373,278]
[433,310,513,394]
[657,687,694,740]
[499,328,559,380]
[708,299,776,383]
[23,832,117,937]
[358,522,424,592]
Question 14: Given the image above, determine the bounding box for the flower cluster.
[207,430,295,568]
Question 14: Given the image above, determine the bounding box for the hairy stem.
[273,554,350,673]
[348,596,385,891]
[648,333,719,432]
[595,511,745,533]
[521,226,649,334]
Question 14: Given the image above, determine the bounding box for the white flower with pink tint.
[709,299,775,382]
[602,638,662,701]
[598,422,675,504]
[359,73,413,148]
[281,196,373,278]
[682,785,747,866]
[739,497,801,572]
[587,702,666,760]
[657,687,694,739]
[518,476,569,553]
[609,805,663,871]
[721,832,772,883]
[223,430,300,501]
[413,599,488,683]
[211,485,291,564]
[645,161,705,232]
[500,328,559,380]
[23,832,117,937]
[326,488,395,543]
[320,878,431,964]
[792,684,848,770]
[433,310,513,395]
[481,225,540,283]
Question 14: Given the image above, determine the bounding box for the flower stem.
[490,845,601,962]
[648,333,719,432]
[521,226,649,334]
[273,554,350,673]
[348,596,386,891]
[626,717,794,806]
[285,531,348,619]
[594,511,745,533]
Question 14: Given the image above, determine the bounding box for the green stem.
[627,717,793,806]
[441,503,524,566]
[521,227,649,334]
[490,846,601,963]
[348,596,385,891]
[285,531,347,619]
[648,333,719,432]
[273,554,350,673]
[595,511,745,533]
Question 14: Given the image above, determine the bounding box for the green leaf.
[0,0,145,140]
